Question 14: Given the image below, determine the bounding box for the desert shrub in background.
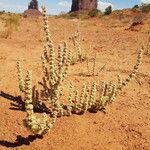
[0,14,21,38]
[104,5,112,15]
[132,5,140,9]
[16,6,143,136]
[57,10,101,19]
[140,3,150,13]
[88,9,100,17]
[56,12,79,19]
[69,12,78,18]
[131,5,141,12]
[131,3,150,13]
[0,10,5,15]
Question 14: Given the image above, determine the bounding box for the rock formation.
[28,0,39,10]
[71,0,98,12]
[23,0,42,17]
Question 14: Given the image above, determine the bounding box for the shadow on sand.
[0,135,43,148]
[0,91,44,147]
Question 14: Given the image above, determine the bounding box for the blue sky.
[0,0,150,14]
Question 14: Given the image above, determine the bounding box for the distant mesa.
[23,0,42,17]
[71,0,98,12]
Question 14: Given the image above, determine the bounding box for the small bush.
[104,5,112,15]
[0,10,5,15]
[132,5,139,9]
[88,9,100,17]
[140,3,150,13]
[131,5,141,12]
[69,12,78,18]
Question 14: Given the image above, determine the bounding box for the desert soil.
[0,13,150,150]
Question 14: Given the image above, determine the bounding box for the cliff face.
[28,0,39,10]
[23,0,41,17]
[71,0,98,12]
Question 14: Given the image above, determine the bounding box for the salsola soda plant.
[16,6,143,136]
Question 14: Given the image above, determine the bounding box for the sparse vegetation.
[0,10,5,15]
[0,14,21,38]
[15,6,143,136]
[132,5,140,12]
[104,5,112,15]
[88,9,100,17]
[0,0,150,148]
[132,3,150,13]
[140,3,150,13]
[69,27,87,65]
[132,5,139,9]
[57,10,101,19]
[86,53,106,76]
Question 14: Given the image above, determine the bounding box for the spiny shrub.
[16,6,143,136]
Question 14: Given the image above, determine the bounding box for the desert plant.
[132,5,139,9]
[23,71,57,135]
[86,53,106,76]
[140,3,150,13]
[69,27,87,65]
[65,47,143,113]
[17,60,25,93]
[0,10,5,15]
[0,14,21,38]
[88,9,100,17]
[132,5,140,12]
[117,49,143,91]
[104,5,112,15]
[16,6,143,136]
[17,6,71,134]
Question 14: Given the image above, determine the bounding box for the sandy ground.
[0,12,150,150]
